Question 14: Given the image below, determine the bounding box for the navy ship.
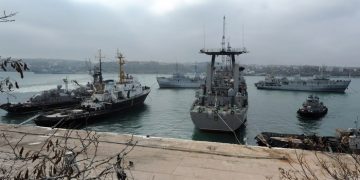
[190,17,249,132]
[157,64,204,88]
[0,79,91,114]
[255,73,351,93]
[34,50,150,128]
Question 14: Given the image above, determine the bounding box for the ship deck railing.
[200,48,247,53]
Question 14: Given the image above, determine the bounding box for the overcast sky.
[1,0,360,66]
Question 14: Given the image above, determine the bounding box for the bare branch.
[0,128,136,179]
[0,11,17,22]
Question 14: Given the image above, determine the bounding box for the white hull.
[190,107,247,132]
[157,77,203,88]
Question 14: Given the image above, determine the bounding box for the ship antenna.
[96,49,105,83]
[221,16,226,51]
[176,61,178,73]
[64,76,69,92]
[88,58,92,75]
[85,58,92,75]
[203,24,206,49]
[242,24,245,48]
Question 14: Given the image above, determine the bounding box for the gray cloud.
[0,0,359,66]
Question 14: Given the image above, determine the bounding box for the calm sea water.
[1,72,359,145]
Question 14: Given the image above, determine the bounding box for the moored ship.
[34,50,150,128]
[157,64,204,88]
[255,73,351,93]
[255,128,360,154]
[190,17,249,132]
[0,79,92,114]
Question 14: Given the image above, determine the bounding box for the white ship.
[34,50,150,128]
[255,73,351,93]
[190,17,249,132]
[157,64,204,88]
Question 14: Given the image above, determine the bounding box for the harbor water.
[1,72,359,145]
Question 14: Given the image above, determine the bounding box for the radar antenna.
[221,16,225,62]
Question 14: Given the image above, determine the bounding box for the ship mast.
[200,16,248,92]
[221,16,226,51]
[117,49,126,84]
[63,77,69,93]
[95,49,105,84]
[92,49,105,92]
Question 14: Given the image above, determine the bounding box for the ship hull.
[297,108,328,118]
[34,90,150,128]
[0,99,82,114]
[157,77,203,88]
[190,107,247,132]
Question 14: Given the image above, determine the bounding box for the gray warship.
[190,17,249,132]
[255,73,351,93]
[157,64,204,88]
[0,79,92,114]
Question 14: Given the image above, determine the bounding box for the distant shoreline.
[4,58,358,77]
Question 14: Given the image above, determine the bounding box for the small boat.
[297,95,327,118]
[0,79,92,114]
[34,50,150,128]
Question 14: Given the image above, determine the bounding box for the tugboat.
[34,50,150,128]
[0,78,91,114]
[190,17,249,132]
[157,64,204,88]
[297,95,328,118]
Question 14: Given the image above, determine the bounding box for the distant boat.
[297,95,328,118]
[157,64,204,88]
[254,73,351,93]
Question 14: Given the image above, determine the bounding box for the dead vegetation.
[0,128,137,179]
[279,150,360,180]
[0,10,29,93]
